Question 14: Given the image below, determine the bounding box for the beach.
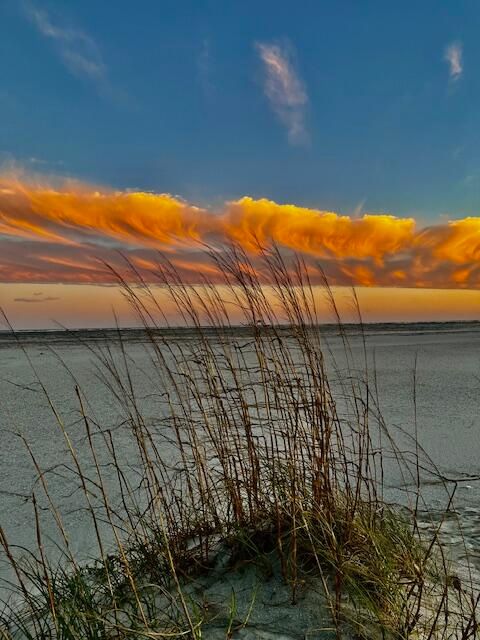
[1,322,480,637]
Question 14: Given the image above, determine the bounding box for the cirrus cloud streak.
[256,41,309,145]
[444,41,463,81]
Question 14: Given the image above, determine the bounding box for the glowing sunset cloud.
[1,172,480,289]
[226,197,414,259]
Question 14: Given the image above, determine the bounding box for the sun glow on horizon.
[1,283,479,330]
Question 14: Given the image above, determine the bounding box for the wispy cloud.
[444,41,463,81]
[255,41,308,145]
[197,38,214,98]
[14,295,60,303]
[351,199,366,218]
[24,3,107,83]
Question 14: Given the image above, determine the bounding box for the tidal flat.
[1,319,480,638]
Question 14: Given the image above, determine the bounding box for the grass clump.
[0,246,477,639]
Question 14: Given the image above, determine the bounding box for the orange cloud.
[226,197,414,260]
[0,173,214,247]
[1,172,480,289]
[417,218,480,264]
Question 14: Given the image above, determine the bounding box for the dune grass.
[0,246,478,638]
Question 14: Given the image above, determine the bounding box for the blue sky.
[1,0,479,220]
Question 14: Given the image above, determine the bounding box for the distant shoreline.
[1,319,480,348]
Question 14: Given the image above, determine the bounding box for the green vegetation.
[0,247,477,638]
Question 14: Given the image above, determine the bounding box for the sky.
[1,0,480,328]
